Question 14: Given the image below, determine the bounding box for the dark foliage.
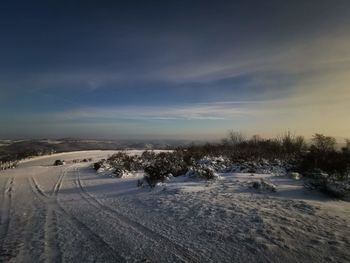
[178,131,306,163]
[143,152,188,187]
[141,151,157,163]
[93,161,103,171]
[299,152,350,181]
[107,152,143,171]
[54,160,64,166]
[144,164,168,187]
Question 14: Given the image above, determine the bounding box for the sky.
[0,0,350,140]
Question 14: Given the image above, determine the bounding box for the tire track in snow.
[44,209,62,263]
[29,171,125,262]
[0,176,14,261]
[31,176,49,198]
[75,166,201,263]
[30,176,62,263]
[51,169,66,196]
[28,176,56,262]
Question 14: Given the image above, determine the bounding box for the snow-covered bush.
[144,164,169,187]
[143,152,188,187]
[0,160,18,170]
[222,159,291,176]
[107,152,143,171]
[141,150,157,164]
[94,153,143,178]
[197,156,231,173]
[112,167,129,178]
[186,165,216,180]
[93,160,104,170]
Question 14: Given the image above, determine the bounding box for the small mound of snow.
[289,172,302,180]
[96,163,134,178]
[250,179,277,192]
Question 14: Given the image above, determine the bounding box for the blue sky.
[1,1,350,140]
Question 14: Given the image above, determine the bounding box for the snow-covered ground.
[0,150,349,262]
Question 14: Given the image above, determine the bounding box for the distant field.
[0,138,186,162]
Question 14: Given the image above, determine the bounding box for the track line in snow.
[51,169,66,196]
[44,209,62,263]
[28,177,58,262]
[0,176,14,261]
[31,176,49,198]
[75,166,201,263]
[28,170,125,262]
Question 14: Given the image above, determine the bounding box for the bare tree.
[311,133,336,153]
[227,130,246,145]
[251,134,262,144]
[345,139,350,149]
[342,139,350,153]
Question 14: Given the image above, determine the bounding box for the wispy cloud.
[1,1,350,139]
[54,102,253,121]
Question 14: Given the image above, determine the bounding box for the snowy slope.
[0,151,349,262]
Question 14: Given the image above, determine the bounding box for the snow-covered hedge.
[94,150,295,185]
[92,149,350,200]
[0,160,19,170]
[93,152,141,178]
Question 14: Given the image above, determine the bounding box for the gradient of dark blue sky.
[1,1,350,139]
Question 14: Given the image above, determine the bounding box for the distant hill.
[0,138,191,162]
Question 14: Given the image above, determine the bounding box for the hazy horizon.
[1,133,348,145]
[1,1,349,140]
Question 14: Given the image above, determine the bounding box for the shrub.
[274,131,307,159]
[144,164,169,187]
[227,130,246,146]
[93,161,103,170]
[113,167,127,178]
[341,139,350,155]
[311,133,336,153]
[141,151,157,163]
[143,151,189,187]
[193,166,216,180]
[299,135,350,180]
[0,161,19,170]
[54,160,64,166]
[92,132,350,193]
[107,152,142,171]
[179,131,307,163]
